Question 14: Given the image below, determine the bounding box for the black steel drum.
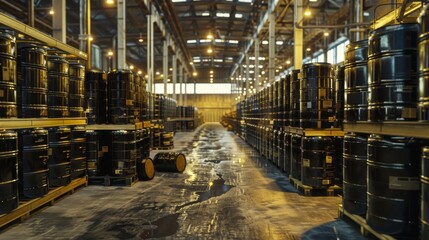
[367,135,420,237]
[161,132,173,148]
[335,64,345,127]
[0,31,17,118]
[277,130,284,171]
[70,126,86,179]
[300,63,335,129]
[290,134,302,180]
[284,74,291,126]
[278,77,285,127]
[368,23,419,121]
[85,70,107,124]
[344,40,368,122]
[85,130,109,177]
[19,128,49,198]
[153,152,186,173]
[290,70,301,127]
[421,146,429,240]
[110,130,137,177]
[69,62,85,117]
[0,130,18,214]
[107,69,133,124]
[301,136,335,187]
[343,133,367,215]
[17,43,48,118]
[283,132,291,174]
[47,55,69,117]
[48,127,71,187]
[137,157,155,181]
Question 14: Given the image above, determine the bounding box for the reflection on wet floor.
[175,174,234,211]
[0,123,366,240]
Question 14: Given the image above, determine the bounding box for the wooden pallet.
[0,177,87,229]
[289,176,342,196]
[88,175,137,187]
[338,205,396,240]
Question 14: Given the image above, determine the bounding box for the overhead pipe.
[396,0,414,23]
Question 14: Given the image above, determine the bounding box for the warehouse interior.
[0,0,428,239]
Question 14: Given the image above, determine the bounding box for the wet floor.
[0,123,366,239]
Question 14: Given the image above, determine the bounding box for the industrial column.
[147,12,154,93]
[172,54,177,100]
[52,0,66,43]
[28,0,34,27]
[294,0,303,69]
[117,0,126,69]
[163,38,169,96]
[184,72,188,106]
[255,38,260,92]
[268,13,275,83]
[245,54,250,97]
[239,63,243,97]
[179,65,183,106]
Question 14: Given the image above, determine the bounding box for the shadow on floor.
[301,219,368,240]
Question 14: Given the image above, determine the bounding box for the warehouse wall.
[183,95,232,122]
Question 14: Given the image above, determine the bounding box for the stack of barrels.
[341,21,423,239]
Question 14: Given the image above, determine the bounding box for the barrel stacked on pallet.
[17,43,48,118]
[0,130,18,214]
[68,62,85,117]
[365,23,420,239]
[0,31,88,216]
[0,30,17,118]
[47,55,69,118]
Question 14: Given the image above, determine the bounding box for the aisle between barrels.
[0,123,365,239]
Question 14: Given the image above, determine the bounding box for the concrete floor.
[0,123,367,239]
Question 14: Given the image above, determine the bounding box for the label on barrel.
[102,146,109,152]
[0,89,3,98]
[303,158,310,167]
[323,100,332,109]
[48,148,52,156]
[307,102,312,109]
[389,176,420,190]
[401,108,417,119]
[322,179,331,185]
[126,99,133,106]
[2,67,9,81]
[87,162,96,169]
[98,151,104,157]
[326,156,333,164]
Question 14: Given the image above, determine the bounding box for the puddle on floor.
[140,213,181,239]
[175,175,234,211]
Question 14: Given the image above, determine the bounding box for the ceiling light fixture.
[138,33,144,43]
[49,9,54,15]
[207,48,213,54]
[286,60,291,65]
[106,0,114,4]
[304,10,312,17]
[207,34,213,39]
[107,50,113,56]
[306,47,311,52]
[130,65,134,70]
[193,72,198,76]
[324,32,329,37]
